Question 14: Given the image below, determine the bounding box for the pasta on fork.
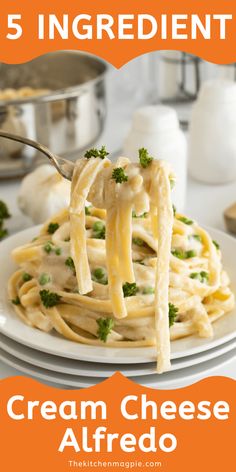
[8,148,235,373]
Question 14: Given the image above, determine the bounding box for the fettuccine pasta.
[8,151,235,373]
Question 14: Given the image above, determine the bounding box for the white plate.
[1,332,236,377]
[141,349,236,389]
[0,226,236,364]
[0,346,235,389]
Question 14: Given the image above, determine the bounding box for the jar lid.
[198,79,236,104]
[132,105,179,133]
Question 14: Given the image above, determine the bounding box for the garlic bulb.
[18,165,71,224]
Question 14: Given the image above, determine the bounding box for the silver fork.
[0,130,75,181]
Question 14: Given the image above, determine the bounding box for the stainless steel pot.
[0,51,107,178]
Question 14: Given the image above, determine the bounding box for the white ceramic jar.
[123,105,187,211]
[189,79,236,184]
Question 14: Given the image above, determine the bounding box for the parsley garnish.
[192,234,202,243]
[112,167,128,184]
[85,206,92,216]
[213,240,220,250]
[99,146,109,159]
[132,238,144,247]
[65,257,75,273]
[139,148,153,168]
[123,282,138,297]
[169,303,178,327]
[47,222,59,234]
[84,146,109,160]
[178,216,193,225]
[190,271,209,284]
[171,249,196,260]
[97,317,115,342]
[0,225,8,240]
[132,211,148,218]
[172,205,176,216]
[39,290,61,308]
[22,273,32,282]
[0,200,11,241]
[12,296,20,305]
[0,201,11,219]
[186,250,196,258]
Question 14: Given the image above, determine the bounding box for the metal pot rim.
[0,51,108,107]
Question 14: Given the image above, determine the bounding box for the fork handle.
[0,129,68,178]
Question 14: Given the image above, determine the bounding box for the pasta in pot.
[0,87,49,101]
[8,153,235,373]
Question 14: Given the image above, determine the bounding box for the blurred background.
[0,50,236,238]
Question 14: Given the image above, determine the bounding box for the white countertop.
[0,120,236,385]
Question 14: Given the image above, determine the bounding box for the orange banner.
[0,374,235,471]
[0,0,236,67]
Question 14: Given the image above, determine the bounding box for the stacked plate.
[0,227,236,389]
